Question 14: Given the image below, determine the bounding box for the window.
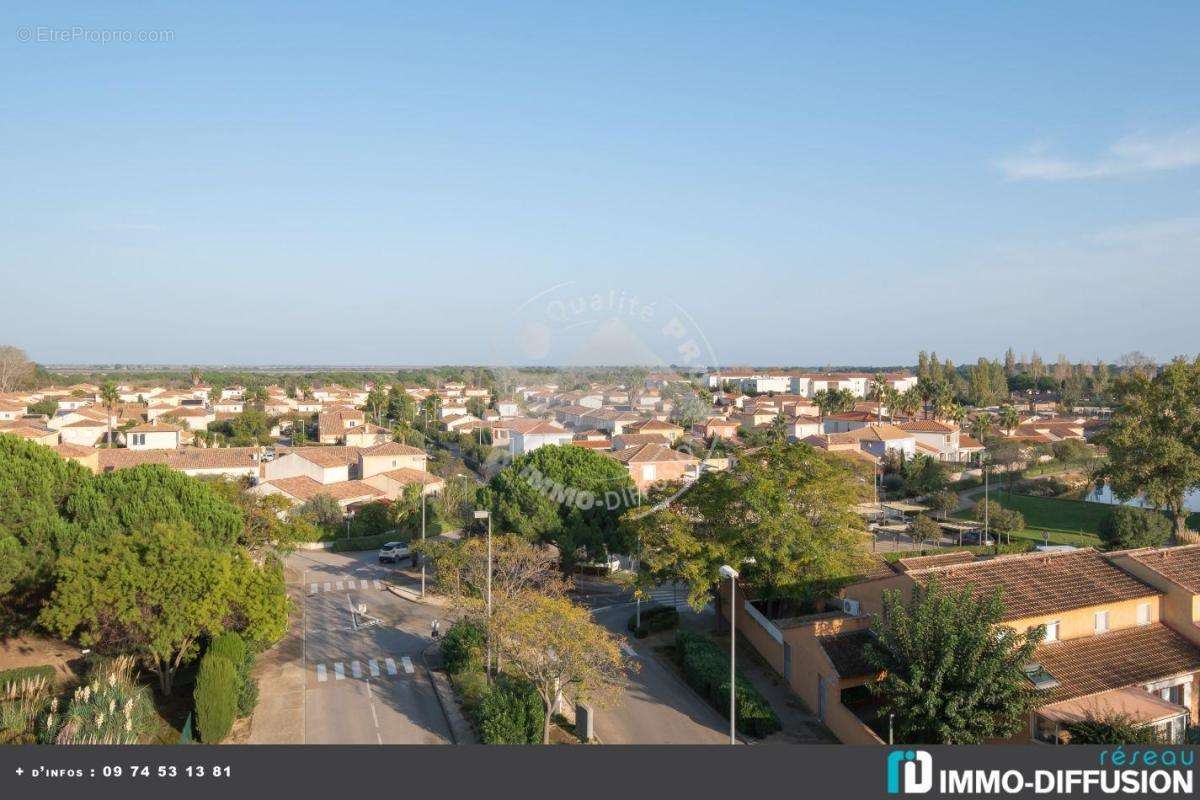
[1094,610,1110,635]
[642,465,657,482]
[1044,620,1059,642]
[1138,602,1152,626]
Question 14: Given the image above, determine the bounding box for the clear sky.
[3,2,1198,367]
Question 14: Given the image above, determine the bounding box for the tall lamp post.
[420,485,427,597]
[474,509,493,678]
[718,564,739,745]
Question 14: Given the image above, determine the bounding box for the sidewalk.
[247,579,305,743]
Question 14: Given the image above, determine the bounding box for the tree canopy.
[866,580,1043,744]
[484,444,636,569]
[1099,357,1200,541]
[624,442,869,612]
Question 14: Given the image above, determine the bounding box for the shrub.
[1098,506,1172,551]
[46,656,156,744]
[209,632,258,717]
[675,630,781,737]
[627,605,680,638]
[0,665,55,694]
[475,675,544,745]
[909,515,941,546]
[442,618,486,675]
[348,502,393,537]
[194,653,237,743]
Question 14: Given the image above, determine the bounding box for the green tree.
[41,522,237,694]
[1097,506,1172,551]
[1064,713,1160,745]
[493,593,628,744]
[485,444,635,571]
[296,493,343,529]
[901,454,949,496]
[1099,357,1200,542]
[813,388,855,421]
[194,652,236,743]
[998,405,1021,435]
[910,514,941,546]
[657,442,869,614]
[100,380,119,446]
[972,499,1025,544]
[866,581,1043,744]
[67,463,243,546]
[970,413,995,442]
[926,488,959,520]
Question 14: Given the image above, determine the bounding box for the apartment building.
[723,547,1200,745]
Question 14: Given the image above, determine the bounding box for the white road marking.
[309,583,318,594]
[401,656,414,674]
[385,658,397,676]
[373,579,383,590]
[334,662,345,681]
[369,659,380,677]
[324,582,331,592]
[336,581,344,591]
[347,593,358,630]
[351,660,362,678]
[366,679,383,745]
[316,664,327,682]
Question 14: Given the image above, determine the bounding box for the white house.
[508,419,575,456]
[125,421,183,450]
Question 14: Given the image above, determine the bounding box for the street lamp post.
[718,564,739,745]
[420,486,427,597]
[474,509,493,678]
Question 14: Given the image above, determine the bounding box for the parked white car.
[378,541,410,564]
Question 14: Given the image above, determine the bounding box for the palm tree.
[189,367,202,387]
[896,388,922,420]
[100,380,119,446]
[999,405,1021,436]
[947,404,967,427]
[882,385,901,422]
[970,413,995,442]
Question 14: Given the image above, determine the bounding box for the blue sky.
[3,2,1198,366]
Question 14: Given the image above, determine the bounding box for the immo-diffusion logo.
[887,750,933,794]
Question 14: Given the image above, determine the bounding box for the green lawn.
[954,492,1109,548]
[951,491,1200,549]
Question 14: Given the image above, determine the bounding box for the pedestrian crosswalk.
[308,577,385,595]
[644,582,709,612]
[313,655,415,684]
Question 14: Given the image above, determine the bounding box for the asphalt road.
[293,550,452,745]
[587,594,731,745]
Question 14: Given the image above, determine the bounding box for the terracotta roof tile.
[1035,624,1200,703]
[909,549,1157,622]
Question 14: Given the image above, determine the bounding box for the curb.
[421,642,475,745]
[643,640,752,745]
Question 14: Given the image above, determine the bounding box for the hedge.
[194,653,237,743]
[475,675,544,745]
[0,665,56,692]
[209,631,259,717]
[330,532,407,552]
[627,605,680,638]
[442,619,486,675]
[675,630,780,737]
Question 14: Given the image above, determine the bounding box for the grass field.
[953,491,1200,548]
[954,492,1108,547]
